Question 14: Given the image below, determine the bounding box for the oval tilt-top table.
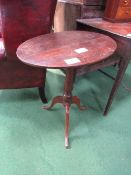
[16,31,117,148]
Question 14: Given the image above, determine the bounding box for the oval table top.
[16,31,117,69]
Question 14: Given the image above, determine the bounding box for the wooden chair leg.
[38,87,47,103]
[38,69,47,103]
[104,59,129,116]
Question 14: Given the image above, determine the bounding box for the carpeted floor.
[0,64,131,175]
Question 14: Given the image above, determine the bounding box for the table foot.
[43,95,87,148]
[72,96,87,110]
[65,103,70,148]
[43,96,63,110]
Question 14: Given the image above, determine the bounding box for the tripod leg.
[72,96,88,110]
[43,96,63,110]
[65,103,70,148]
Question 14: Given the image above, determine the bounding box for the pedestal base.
[43,95,87,148]
[43,68,87,148]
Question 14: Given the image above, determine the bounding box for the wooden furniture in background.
[0,0,57,102]
[77,18,131,115]
[54,0,105,32]
[104,0,131,22]
[16,31,116,148]
[82,0,105,18]
[54,0,82,32]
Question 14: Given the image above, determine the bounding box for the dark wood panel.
[83,0,106,5]
[81,5,104,18]
[54,2,81,32]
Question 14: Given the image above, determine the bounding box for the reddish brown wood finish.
[43,68,87,148]
[17,31,116,68]
[77,18,131,115]
[17,31,116,148]
[0,0,57,102]
[104,0,131,22]
[77,18,131,38]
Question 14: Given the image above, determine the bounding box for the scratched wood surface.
[77,18,131,39]
[17,31,117,69]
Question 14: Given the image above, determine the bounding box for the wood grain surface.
[17,31,117,69]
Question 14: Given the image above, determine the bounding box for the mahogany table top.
[77,18,131,39]
[16,31,117,69]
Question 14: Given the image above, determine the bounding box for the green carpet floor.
[0,64,131,175]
